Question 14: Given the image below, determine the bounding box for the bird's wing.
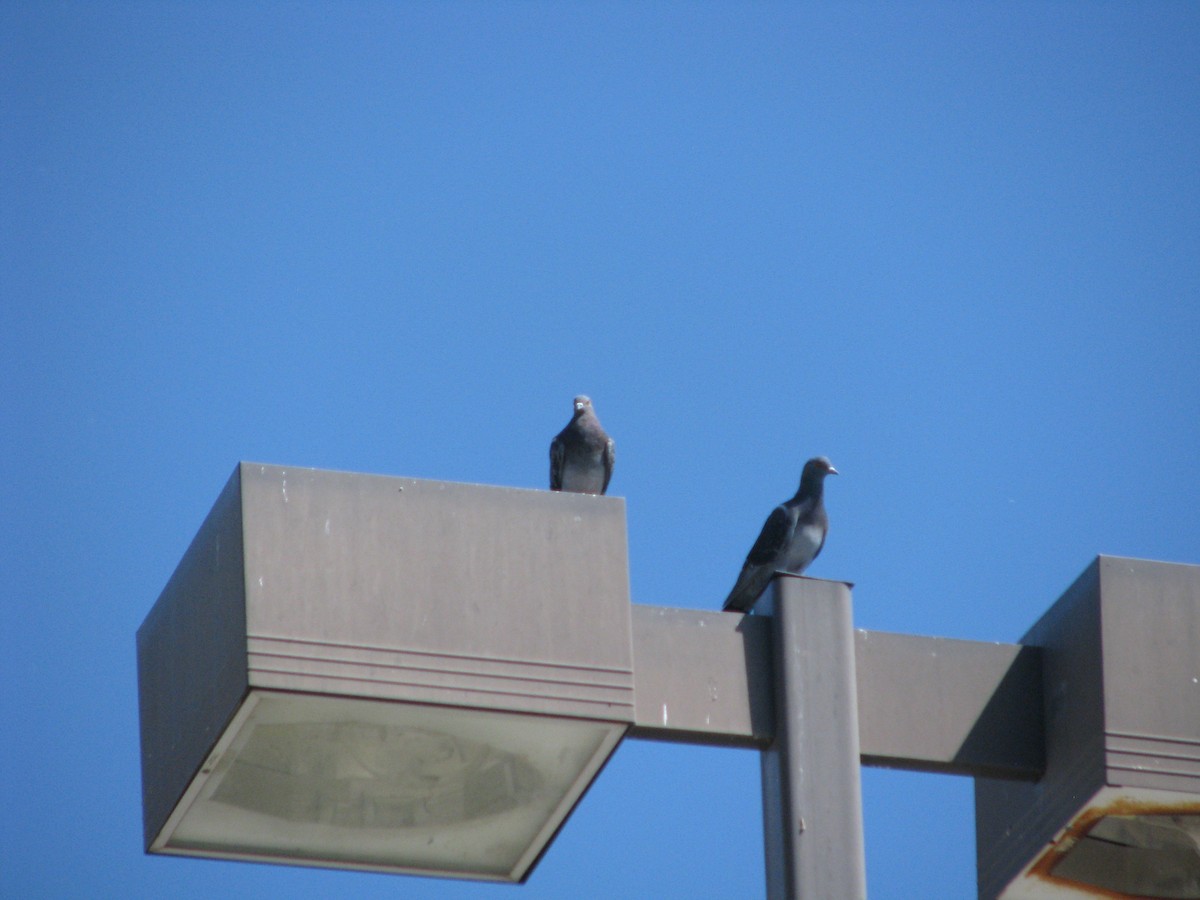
[724,564,774,612]
[601,437,615,493]
[549,436,565,491]
[723,505,793,612]
[743,504,793,567]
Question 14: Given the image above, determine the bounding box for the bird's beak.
[828,466,839,475]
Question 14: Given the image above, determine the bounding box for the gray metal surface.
[137,467,249,850]
[629,605,773,747]
[856,630,1043,779]
[629,604,1043,780]
[975,556,1200,899]
[760,575,867,900]
[139,463,637,861]
[236,463,635,720]
[975,559,1105,899]
[1097,556,1200,795]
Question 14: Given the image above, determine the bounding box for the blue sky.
[4,3,1198,898]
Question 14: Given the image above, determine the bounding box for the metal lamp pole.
[761,577,867,899]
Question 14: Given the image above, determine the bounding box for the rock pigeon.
[549,395,615,495]
[723,456,838,612]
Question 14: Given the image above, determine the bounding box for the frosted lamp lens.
[1051,815,1200,899]
[161,691,622,881]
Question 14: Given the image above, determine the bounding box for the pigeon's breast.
[779,522,824,574]
[558,454,607,494]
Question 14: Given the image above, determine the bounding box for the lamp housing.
[976,556,1200,899]
[137,463,634,882]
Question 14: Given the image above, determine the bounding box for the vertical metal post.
[760,575,867,900]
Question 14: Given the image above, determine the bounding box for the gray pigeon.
[550,395,615,494]
[723,456,838,612]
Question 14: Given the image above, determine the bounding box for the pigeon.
[723,456,838,612]
[549,395,615,494]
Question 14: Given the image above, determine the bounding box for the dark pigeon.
[550,395,615,495]
[723,456,838,612]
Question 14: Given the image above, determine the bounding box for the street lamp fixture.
[138,463,1200,898]
[137,464,633,882]
[976,557,1200,899]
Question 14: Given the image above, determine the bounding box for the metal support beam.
[629,605,773,747]
[760,575,867,900]
[855,631,1043,780]
[629,599,1043,780]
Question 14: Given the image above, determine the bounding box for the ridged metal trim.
[245,633,635,716]
[1107,730,1200,786]
[248,633,634,677]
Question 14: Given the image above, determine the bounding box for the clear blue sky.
[4,3,1198,898]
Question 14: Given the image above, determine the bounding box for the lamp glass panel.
[1051,815,1200,899]
[160,690,622,881]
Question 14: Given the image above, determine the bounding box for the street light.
[138,463,1200,898]
[137,464,633,882]
[976,556,1200,899]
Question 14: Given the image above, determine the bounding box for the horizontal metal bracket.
[629,590,1044,780]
